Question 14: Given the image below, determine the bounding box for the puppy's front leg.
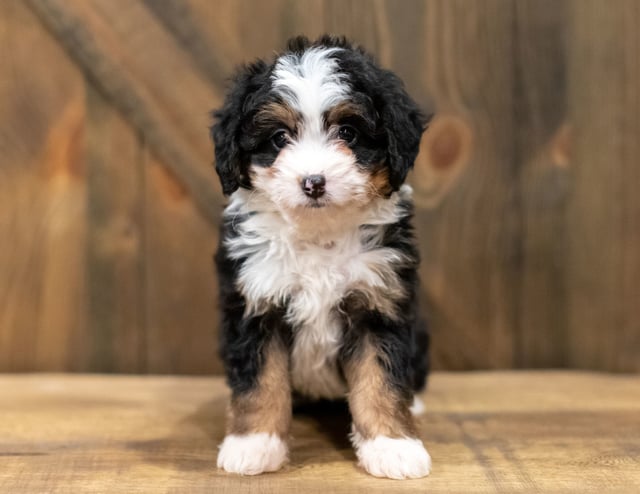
[344,336,431,479]
[217,334,291,475]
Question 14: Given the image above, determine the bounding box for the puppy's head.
[212,35,429,218]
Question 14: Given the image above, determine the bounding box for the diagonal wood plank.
[28,0,223,225]
[142,0,238,87]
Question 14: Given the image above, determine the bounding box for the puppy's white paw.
[351,432,431,479]
[217,433,287,475]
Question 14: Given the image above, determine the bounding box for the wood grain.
[414,1,518,369]
[142,0,236,87]
[86,86,146,372]
[0,372,638,493]
[0,1,87,371]
[513,0,571,367]
[0,0,638,373]
[567,0,640,372]
[28,0,223,224]
[144,154,220,374]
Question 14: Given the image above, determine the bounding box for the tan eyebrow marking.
[324,101,370,127]
[254,102,300,132]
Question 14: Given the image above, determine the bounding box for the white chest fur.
[224,189,411,399]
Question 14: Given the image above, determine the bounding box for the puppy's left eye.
[337,125,358,145]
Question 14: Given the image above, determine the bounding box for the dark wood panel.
[0,0,636,373]
[513,0,571,367]
[411,1,518,369]
[86,86,146,373]
[0,0,87,371]
[144,154,221,374]
[566,0,640,372]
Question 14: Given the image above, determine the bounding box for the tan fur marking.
[324,101,368,126]
[254,102,299,132]
[368,166,393,197]
[344,338,416,439]
[344,285,404,322]
[327,103,391,198]
[227,337,291,437]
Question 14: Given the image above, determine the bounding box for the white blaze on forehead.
[272,47,349,132]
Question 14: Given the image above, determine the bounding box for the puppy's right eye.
[271,130,289,151]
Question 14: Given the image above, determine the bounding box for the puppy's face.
[250,49,387,213]
[212,36,428,221]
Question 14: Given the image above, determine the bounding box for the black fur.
[211,60,273,195]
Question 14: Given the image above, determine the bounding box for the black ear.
[211,60,270,195]
[377,71,431,190]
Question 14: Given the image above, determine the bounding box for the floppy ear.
[211,60,269,195]
[377,71,431,190]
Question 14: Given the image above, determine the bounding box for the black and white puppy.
[212,35,431,479]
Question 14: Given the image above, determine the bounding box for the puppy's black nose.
[301,174,326,199]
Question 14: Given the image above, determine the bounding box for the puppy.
[211,35,431,479]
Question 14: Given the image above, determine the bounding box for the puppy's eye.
[337,125,358,145]
[271,130,290,151]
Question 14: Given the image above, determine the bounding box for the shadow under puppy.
[212,35,431,479]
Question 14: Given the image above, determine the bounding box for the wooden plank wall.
[0,0,638,373]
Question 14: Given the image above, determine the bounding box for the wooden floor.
[0,372,639,493]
